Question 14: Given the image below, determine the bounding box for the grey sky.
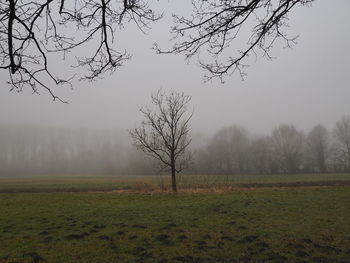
[0,0,349,135]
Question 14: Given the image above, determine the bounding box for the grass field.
[0,175,350,263]
[0,173,349,193]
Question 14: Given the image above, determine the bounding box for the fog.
[0,1,350,176]
[1,117,350,176]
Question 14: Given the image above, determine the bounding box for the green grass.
[0,176,152,193]
[0,173,349,193]
[1,187,350,263]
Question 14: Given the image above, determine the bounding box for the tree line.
[0,126,135,176]
[0,115,349,176]
[191,117,350,174]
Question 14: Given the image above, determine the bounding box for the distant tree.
[207,128,232,174]
[126,149,158,175]
[227,125,250,173]
[190,148,211,175]
[306,124,330,173]
[250,136,277,174]
[0,0,312,99]
[271,124,304,173]
[129,89,193,192]
[207,125,250,174]
[333,116,350,171]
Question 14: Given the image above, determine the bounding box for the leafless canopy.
[1,0,313,99]
[0,0,160,101]
[156,0,313,81]
[129,89,193,191]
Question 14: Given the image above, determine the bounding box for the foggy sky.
[0,0,350,136]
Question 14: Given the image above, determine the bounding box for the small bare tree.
[129,89,193,192]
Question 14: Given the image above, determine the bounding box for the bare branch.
[156,0,313,81]
[0,0,161,100]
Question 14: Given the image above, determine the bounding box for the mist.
[1,114,349,176]
[1,1,350,176]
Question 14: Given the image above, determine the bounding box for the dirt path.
[1,180,350,194]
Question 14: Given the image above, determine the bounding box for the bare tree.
[271,124,304,173]
[1,0,312,99]
[333,115,350,171]
[306,124,330,173]
[0,0,160,101]
[206,125,250,174]
[157,0,313,81]
[129,89,193,192]
[207,127,233,174]
[250,136,277,174]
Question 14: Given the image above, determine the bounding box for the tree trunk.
[171,167,177,192]
[171,156,177,192]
